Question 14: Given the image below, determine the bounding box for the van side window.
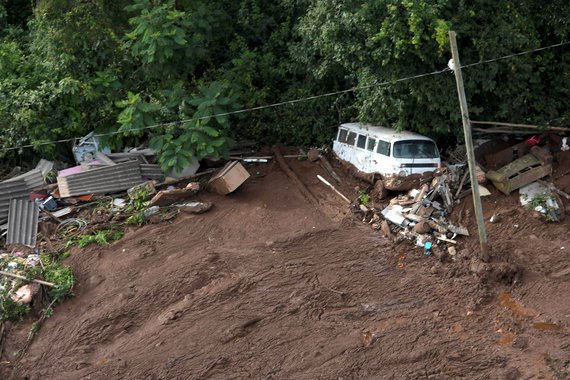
[377,140,390,156]
[346,132,357,145]
[337,129,348,143]
[356,135,366,149]
[367,138,376,151]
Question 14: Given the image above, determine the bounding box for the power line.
[462,40,570,69]
[2,39,569,153]
[0,67,452,152]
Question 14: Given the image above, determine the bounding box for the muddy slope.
[2,157,569,379]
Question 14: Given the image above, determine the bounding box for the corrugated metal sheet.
[140,164,165,181]
[57,161,143,197]
[36,159,54,177]
[6,199,39,247]
[0,179,31,224]
[4,160,53,190]
[5,168,44,189]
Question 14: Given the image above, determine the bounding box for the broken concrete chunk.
[381,205,406,225]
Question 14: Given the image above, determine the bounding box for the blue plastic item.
[424,241,432,256]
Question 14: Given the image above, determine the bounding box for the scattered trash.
[72,132,111,164]
[144,206,161,218]
[112,198,127,209]
[478,185,491,197]
[175,201,213,214]
[242,158,269,163]
[25,254,41,267]
[40,196,57,211]
[519,182,563,222]
[10,284,33,303]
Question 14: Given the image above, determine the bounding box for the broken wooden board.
[149,188,200,207]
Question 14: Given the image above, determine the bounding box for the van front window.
[393,140,438,158]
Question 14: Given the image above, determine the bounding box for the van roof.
[339,122,434,143]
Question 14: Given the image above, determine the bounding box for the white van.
[332,123,441,198]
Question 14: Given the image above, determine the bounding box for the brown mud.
[1,150,569,379]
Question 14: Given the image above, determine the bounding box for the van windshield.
[392,140,438,159]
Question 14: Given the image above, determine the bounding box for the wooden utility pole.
[448,31,489,261]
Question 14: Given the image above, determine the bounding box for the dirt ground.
[1,149,569,379]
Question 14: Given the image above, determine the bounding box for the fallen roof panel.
[140,164,165,181]
[6,199,39,247]
[5,169,45,190]
[57,161,143,197]
[0,179,33,224]
[4,160,53,190]
[36,159,55,177]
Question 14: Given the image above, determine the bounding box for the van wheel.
[372,179,388,200]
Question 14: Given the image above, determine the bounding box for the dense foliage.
[0,0,569,168]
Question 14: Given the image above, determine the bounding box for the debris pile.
[361,168,471,257]
[349,130,570,254]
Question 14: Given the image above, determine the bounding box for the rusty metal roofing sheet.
[6,199,39,247]
[0,178,31,224]
[140,164,165,181]
[57,161,143,197]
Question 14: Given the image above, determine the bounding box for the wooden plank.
[272,147,319,206]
